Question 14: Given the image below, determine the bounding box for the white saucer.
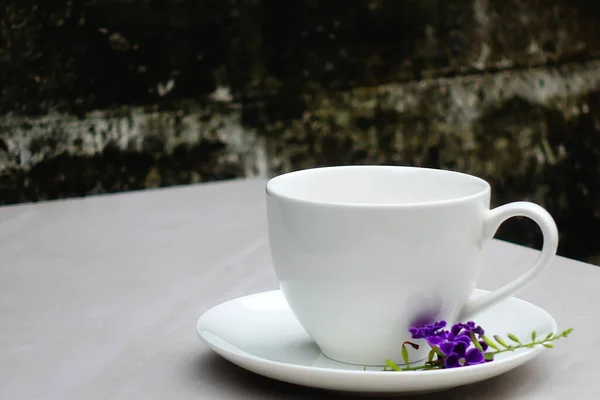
[197,289,557,395]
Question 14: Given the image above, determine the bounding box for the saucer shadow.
[192,351,340,399]
[190,350,549,399]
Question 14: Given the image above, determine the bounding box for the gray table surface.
[1,178,598,400]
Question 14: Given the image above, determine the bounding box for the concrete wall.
[1,0,599,264]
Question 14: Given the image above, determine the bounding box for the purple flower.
[444,343,485,368]
[409,321,448,347]
[408,320,447,339]
[408,319,490,369]
[451,321,485,338]
[479,340,489,352]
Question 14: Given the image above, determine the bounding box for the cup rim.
[265,165,491,208]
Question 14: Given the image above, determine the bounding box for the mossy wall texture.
[1,0,599,263]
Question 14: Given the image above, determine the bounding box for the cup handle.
[459,202,559,320]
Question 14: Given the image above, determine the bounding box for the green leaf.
[507,333,521,344]
[494,335,509,348]
[545,332,554,340]
[561,328,574,337]
[401,344,410,366]
[531,331,537,342]
[470,332,484,351]
[543,343,554,349]
[482,335,500,350]
[431,345,444,358]
[427,349,435,364]
[386,359,401,371]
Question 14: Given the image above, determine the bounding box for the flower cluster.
[382,321,573,372]
[409,320,489,368]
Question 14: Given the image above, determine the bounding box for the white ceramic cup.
[265,166,558,366]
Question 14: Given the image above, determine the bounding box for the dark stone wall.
[1,0,599,264]
[3,0,599,115]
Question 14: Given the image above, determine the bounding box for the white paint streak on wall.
[0,104,269,179]
[374,60,600,129]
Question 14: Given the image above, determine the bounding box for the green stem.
[489,333,567,356]
[400,359,444,371]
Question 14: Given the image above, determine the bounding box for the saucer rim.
[197,288,558,379]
